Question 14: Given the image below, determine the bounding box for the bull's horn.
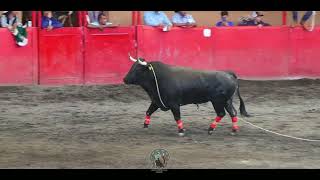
[128,53,137,62]
[138,59,147,66]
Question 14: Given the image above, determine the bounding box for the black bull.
[123,56,251,136]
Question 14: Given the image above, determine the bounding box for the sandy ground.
[0,79,320,169]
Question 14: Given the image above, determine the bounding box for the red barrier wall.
[288,28,320,78]
[2,25,320,86]
[38,27,84,85]
[83,27,136,84]
[137,25,293,80]
[0,27,38,85]
[211,26,290,79]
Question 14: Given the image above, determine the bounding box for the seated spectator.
[172,11,196,27]
[41,11,63,31]
[87,13,118,30]
[54,11,74,27]
[144,11,172,31]
[292,11,315,31]
[216,11,234,27]
[1,11,28,47]
[238,11,271,27]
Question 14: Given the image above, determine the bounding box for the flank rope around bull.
[239,118,320,142]
[149,64,168,109]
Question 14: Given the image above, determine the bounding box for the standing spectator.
[216,11,234,27]
[172,11,196,27]
[41,11,63,31]
[292,11,316,31]
[143,11,172,31]
[238,11,271,27]
[87,11,100,25]
[1,11,28,47]
[87,13,118,30]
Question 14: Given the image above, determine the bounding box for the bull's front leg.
[171,106,186,137]
[144,102,159,128]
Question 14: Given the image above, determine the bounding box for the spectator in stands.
[292,11,315,31]
[238,11,271,27]
[216,11,234,27]
[87,13,118,30]
[41,11,63,31]
[172,11,196,27]
[1,11,28,46]
[54,11,74,27]
[87,11,101,25]
[144,11,172,31]
[87,11,110,25]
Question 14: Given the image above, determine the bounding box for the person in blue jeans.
[292,11,315,31]
[172,11,196,27]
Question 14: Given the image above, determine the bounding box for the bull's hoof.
[178,129,186,137]
[231,126,239,135]
[143,124,149,128]
[208,127,215,135]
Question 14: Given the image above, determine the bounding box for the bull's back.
[168,67,237,104]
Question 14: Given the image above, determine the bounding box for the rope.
[147,63,320,142]
[239,118,320,142]
[149,64,168,109]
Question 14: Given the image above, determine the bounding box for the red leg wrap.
[176,120,184,130]
[232,117,238,123]
[215,116,223,122]
[145,115,151,125]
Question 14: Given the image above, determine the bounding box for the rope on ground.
[239,118,320,142]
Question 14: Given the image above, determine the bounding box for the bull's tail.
[237,82,251,117]
[226,71,251,117]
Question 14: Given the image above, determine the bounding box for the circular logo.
[150,149,170,170]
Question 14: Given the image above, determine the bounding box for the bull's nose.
[123,78,128,84]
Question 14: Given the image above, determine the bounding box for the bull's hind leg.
[170,106,186,137]
[208,101,226,135]
[225,99,239,133]
[144,102,159,128]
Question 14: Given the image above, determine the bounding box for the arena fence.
[0,11,319,85]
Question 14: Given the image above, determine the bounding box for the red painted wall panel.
[0,27,38,85]
[2,25,320,86]
[38,27,84,85]
[137,26,292,80]
[83,27,136,84]
[211,27,290,79]
[288,27,320,78]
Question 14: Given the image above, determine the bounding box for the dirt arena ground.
[0,79,320,169]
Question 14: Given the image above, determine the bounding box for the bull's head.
[123,53,150,85]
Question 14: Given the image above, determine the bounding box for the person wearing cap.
[1,11,28,47]
[41,11,63,31]
[143,11,172,31]
[292,11,315,31]
[172,11,196,27]
[238,11,271,27]
[216,11,234,27]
